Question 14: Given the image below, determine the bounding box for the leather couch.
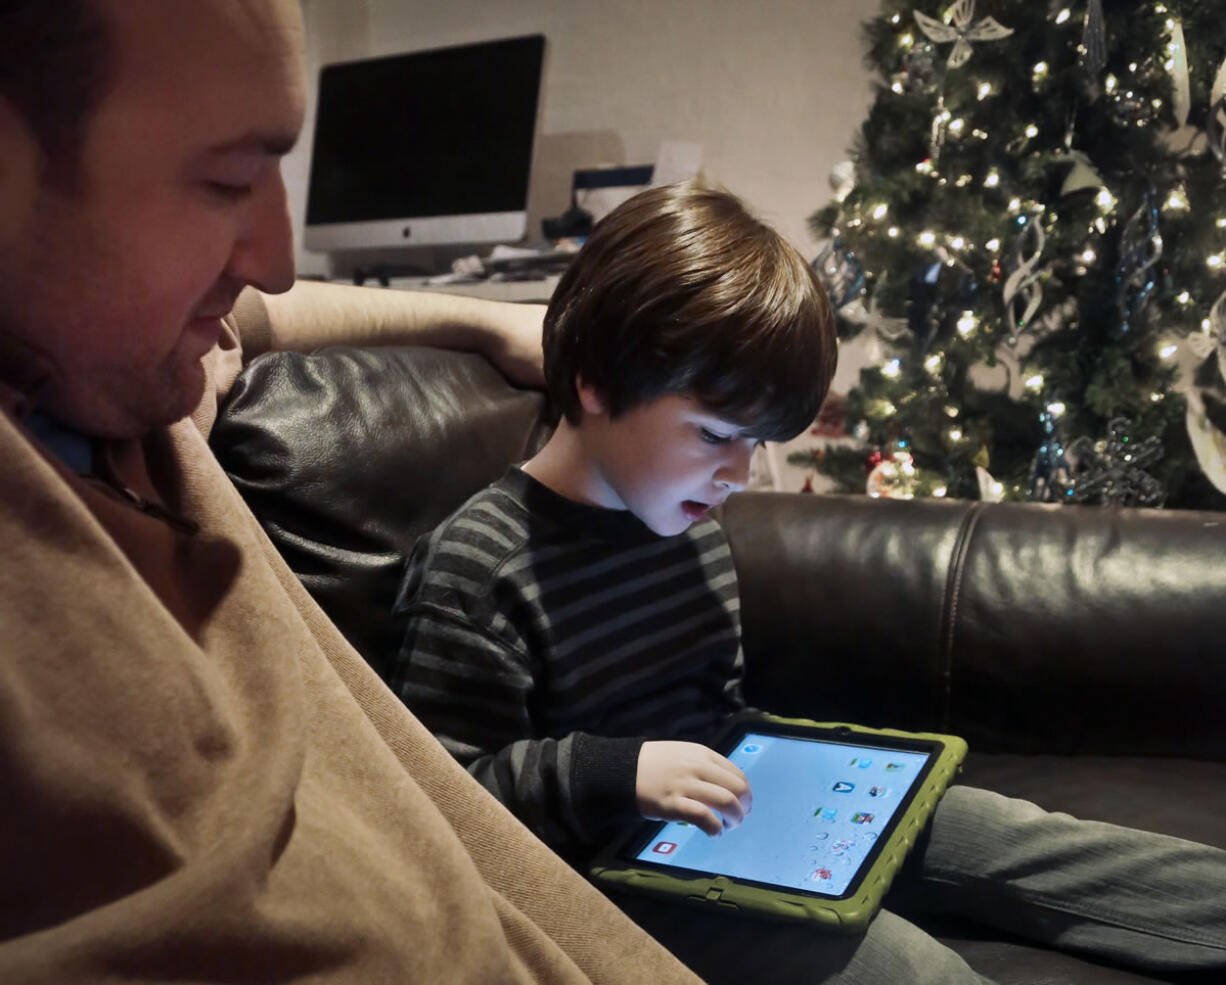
[211,343,1226,985]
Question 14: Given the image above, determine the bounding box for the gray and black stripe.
[391,467,746,853]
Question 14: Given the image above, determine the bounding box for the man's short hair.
[542,182,837,442]
[0,0,114,177]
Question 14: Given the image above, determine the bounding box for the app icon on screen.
[831,839,855,855]
[832,781,855,793]
[849,757,873,768]
[869,785,891,798]
[810,868,833,881]
[813,807,838,821]
[852,812,875,824]
[885,762,906,772]
[652,841,677,855]
[741,743,762,754]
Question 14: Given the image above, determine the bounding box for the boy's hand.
[636,741,752,836]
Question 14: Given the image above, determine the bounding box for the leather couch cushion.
[724,492,1226,758]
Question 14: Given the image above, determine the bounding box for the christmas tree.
[795,0,1226,509]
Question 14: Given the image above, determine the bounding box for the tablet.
[590,715,967,932]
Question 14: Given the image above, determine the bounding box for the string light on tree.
[804,0,1226,510]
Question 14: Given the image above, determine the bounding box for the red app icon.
[652,841,677,855]
[810,868,833,881]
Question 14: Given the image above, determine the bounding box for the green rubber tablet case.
[590,716,967,933]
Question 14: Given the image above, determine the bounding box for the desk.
[381,275,562,304]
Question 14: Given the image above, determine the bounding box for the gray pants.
[617,786,1226,984]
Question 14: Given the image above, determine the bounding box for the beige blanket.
[0,314,698,982]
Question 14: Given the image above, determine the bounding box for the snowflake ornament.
[914,0,1014,70]
[1066,418,1165,508]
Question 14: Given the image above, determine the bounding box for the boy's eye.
[700,427,734,445]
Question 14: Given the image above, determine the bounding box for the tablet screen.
[625,730,933,899]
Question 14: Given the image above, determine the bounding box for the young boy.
[391,182,837,858]
[391,183,1226,985]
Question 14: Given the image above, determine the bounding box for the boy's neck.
[521,419,621,510]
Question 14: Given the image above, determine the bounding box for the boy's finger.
[699,757,753,809]
[694,781,746,828]
[678,800,724,836]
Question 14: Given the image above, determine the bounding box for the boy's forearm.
[463,733,644,853]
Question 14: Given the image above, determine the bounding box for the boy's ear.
[576,376,607,416]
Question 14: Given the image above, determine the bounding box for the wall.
[288,0,880,489]
[291,0,876,273]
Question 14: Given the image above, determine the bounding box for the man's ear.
[576,376,607,416]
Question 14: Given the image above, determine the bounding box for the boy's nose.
[715,441,754,492]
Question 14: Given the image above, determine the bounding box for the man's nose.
[226,165,296,295]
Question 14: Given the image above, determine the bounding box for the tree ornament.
[810,392,848,438]
[1080,0,1107,81]
[1115,191,1163,335]
[866,444,918,499]
[1028,407,1074,503]
[812,237,867,310]
[1057,150,1104,198]
[975,465,1005,503]
[1209,289,1226,385]
[903,40,940,93]
[913,0,1014,70]
[1168,18,1191,128]
[909,256,979,352]
[840,274,910,344]
[829,160,856,202]
[1186,389,1226,495]
[1107,86,1159,128]
[1065,418,1165,507]
[1002,213,1046,344]
[1209,54,1226,176]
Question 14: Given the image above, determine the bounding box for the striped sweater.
[391,467,746,855]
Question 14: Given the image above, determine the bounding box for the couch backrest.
[214,344,1226,759]
[211,346,549,676]
[725,491,1226,758]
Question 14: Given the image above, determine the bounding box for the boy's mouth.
[681,500,712,521]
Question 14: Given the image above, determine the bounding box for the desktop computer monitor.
[304,34,546,253]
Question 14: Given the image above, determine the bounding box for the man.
[0,0,698,980]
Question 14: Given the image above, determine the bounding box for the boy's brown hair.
[542,181,836,442]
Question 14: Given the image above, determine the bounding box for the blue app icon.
[832,781,855,793]
[741,743,761,755]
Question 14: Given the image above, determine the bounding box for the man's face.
[576,389,757,537]
[0,0,305,437]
